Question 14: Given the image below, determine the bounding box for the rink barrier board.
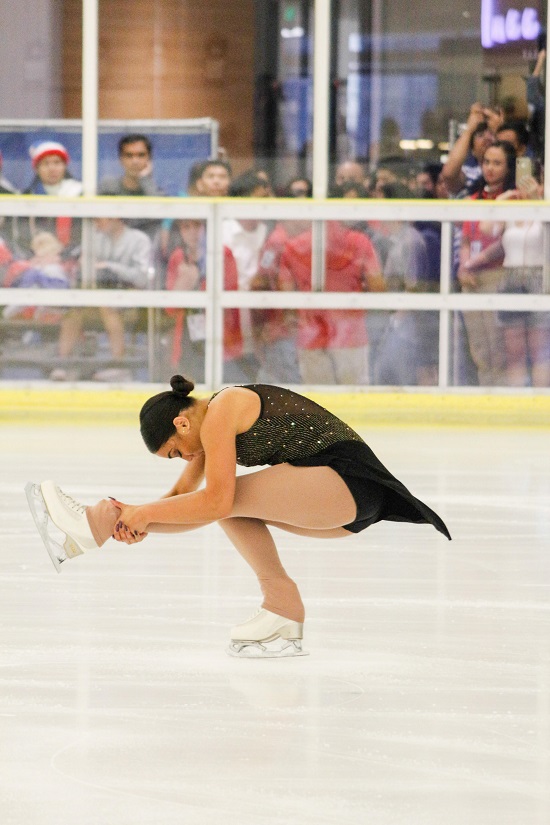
[0,389,549,428]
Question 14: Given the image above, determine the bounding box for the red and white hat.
[29,141,70,168]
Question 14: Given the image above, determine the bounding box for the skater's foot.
[227,608,308,658]
[25,481,98,572]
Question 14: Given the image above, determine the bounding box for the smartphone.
[516,156,532,181]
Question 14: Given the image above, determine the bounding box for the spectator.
[442,103,503,196]
[471,173,549,386]
[155,158,233,287]
[229,169,270,198]
[25,141,83,198]
[415,163,443,198]
[98,134,164,239]
[20,141,83,253]
[222,170,271,379]
[2,231,70,324]
[284,176,313,198]
[154,159,216,276]
[498,175,549,386]
[99,134,162,197]
[330,180,368,199]
[164,219,245,383]
[278,221,382,385]
[195,159,232,196]
[444,106,503,313]
[165,219,206,380]
[250,219,311,383]
[332,160,365,189]
[457,140,517,386]
[496,120,530,158]
[255,167,274,196]
[52,218,152,381]
[379,183,430,291]
[330,178,390,271]
[371,160,413,196]
[373,182,437,386]
[186,160,207,196]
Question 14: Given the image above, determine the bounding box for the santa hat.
[29,141,70,168]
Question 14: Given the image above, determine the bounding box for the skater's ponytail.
[140,375,196,452]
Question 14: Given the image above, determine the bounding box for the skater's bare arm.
[115,392,254,535]
[162,454,205,497]
[442,103,485,193]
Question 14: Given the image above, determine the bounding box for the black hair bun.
[170,375,194,397]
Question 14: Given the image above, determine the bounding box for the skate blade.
[227,639,309,659]
[24,482,67,573]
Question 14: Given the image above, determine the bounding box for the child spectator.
[19,141,82,256]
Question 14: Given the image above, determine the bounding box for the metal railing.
[1,195,549,391]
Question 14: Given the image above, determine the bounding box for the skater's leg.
[86,499,212,545]
[33,482,213,565]
[36,463,355,564]
[86,499,119,546]
[220,465,358,623]
[220,517,305,622]
[265,522,351,539]
[230,464,357,527]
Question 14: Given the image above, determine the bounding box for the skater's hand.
[110,500,149,543]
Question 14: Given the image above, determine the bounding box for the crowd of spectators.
[0,86,548,387]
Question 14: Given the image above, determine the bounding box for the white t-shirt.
[222,219,268,355]
[43,179,83,197]
[222,219,268,289]
[502,222,544,267]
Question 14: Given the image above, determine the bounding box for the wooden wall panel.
[62,0,256,167]
[61,0,82,117]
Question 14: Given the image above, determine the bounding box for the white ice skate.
[25,480,97,573]
[227,608,309,659]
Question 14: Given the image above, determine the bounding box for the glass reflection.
[454,160,547,386]
[450,306,550,388]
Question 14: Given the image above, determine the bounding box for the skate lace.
[57,487,87,515]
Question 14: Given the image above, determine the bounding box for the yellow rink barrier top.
[0,387,549,429]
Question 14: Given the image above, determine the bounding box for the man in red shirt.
[278,221,383,384]
[250,219,310,383]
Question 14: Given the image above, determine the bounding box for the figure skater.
[26,376,451,658]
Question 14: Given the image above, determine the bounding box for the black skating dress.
[228,384,451,539]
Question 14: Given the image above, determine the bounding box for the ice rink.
[1,420,550,825]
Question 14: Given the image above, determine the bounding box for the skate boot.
[227,608,309,658]
[25,480,98,573]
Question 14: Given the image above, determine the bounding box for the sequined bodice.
[232,385,364,467]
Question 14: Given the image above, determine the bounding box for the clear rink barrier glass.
[1,210,549,388]
[0,213,209,384]
[0,0,549,389]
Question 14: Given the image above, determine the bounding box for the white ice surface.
[1,423,550,825]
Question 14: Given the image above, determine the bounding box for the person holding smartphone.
[457,140,517,385]
[461,157,548,387]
